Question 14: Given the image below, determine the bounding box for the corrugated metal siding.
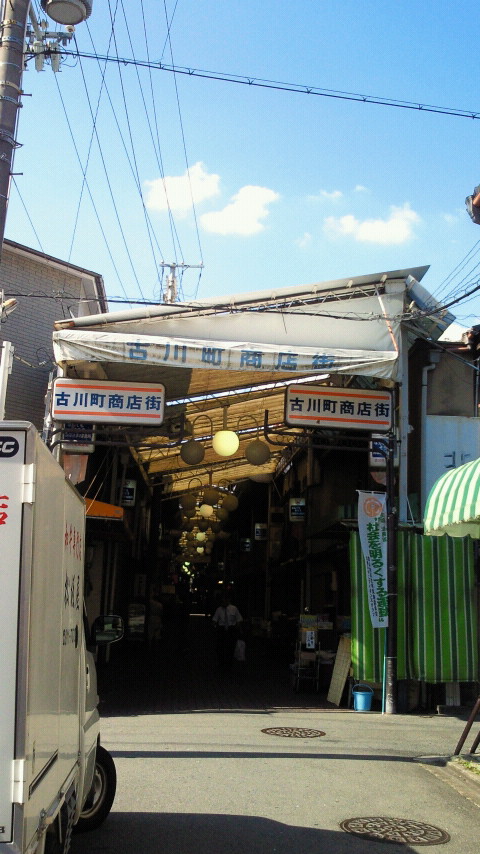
[2,250,85,429]
[350,531,477,683]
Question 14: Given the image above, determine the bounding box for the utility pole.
[0,0,30,254]
[0,0,91,259]
[0,0,90,412]
[160,261,204,304]
[384,434,398,715]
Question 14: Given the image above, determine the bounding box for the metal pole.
[0,338,13,416]
[384,434,398,714]
[0,0,30,257]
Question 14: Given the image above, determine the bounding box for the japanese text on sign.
[127,340,337,371]
[0,494,9,526]
[285,385,392,432]
[52,379,165,425]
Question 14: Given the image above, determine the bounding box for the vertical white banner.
[357,491,389,628]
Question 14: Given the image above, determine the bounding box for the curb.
[416,754,480,808]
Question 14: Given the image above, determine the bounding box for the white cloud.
[321,189,343,200]
[354,185,368,193]
[308,189,343,202]
[144,162,220,215]
[443,213,457,225]
[323,203,420,245]
[200,185,280,235]
[296,232,312,248]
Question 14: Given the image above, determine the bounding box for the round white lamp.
[198,503,214,518]
[212,407,239,457]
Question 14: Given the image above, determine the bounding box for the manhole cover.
[261,727,325,738]
[340,817,450,845]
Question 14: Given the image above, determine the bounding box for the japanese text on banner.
[357,491,389,628]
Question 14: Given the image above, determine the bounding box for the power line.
[52,75,131,299]
[140,0,186,281]
[161,0,203,297]
[33,50,480,122]
[10,177,46,253]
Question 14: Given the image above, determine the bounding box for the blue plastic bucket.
[352,684,374,712]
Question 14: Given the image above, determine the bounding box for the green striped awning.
[350,531,477,683]
[424,457,480,537]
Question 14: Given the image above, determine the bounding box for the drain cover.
[340,817,450,845]
[261,727,325,738]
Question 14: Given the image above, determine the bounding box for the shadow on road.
[71,811,417,854]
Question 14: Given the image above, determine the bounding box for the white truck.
[0,422,123,854]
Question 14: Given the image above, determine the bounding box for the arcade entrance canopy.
[52,266,452,494]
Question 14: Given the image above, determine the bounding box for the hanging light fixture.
[212,407,239,457]
[217,480,239,513]
[221,490,239,512]
[180,492,197,511]
[198,503,214,518]
[236,414,271,466]
[180,438,205,465]
[180,415,213,465]
[203,485,219,505]
[245,437,271,466]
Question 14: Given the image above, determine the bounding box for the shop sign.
[61,422,96,453]
[369,434,399,468]
[52,378,165,425]
[357,491,388,628]
[289,497,305,521]
[285,384,392,431]
[122,479,137,507]
[254,523,268,540]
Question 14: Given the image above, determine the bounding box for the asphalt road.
[71,708,480,854]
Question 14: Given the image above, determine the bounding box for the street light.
[40,0,93,25]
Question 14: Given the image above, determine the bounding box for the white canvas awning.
[53,269,431,381]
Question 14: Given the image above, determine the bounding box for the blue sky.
[5,1,480,327]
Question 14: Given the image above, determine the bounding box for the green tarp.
[350,531,478,683]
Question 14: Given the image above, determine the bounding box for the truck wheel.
[73,746,117,834]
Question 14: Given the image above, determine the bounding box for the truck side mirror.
[91,614,124,645]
